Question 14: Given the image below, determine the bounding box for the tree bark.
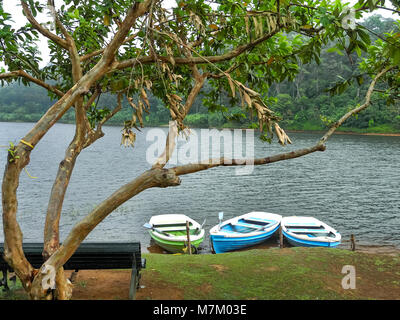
[42,21,85,299]
[2,0,153,298]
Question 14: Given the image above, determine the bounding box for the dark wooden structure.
[0,242,146,299]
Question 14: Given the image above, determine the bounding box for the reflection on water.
[0,122,399,254]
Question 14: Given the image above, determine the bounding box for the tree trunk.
[26,168,181,300]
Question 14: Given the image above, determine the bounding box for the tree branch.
[20,0,69,50]
[114,27,280,70]
[83,92,123,148]
[151,121,179,170]
[47,0,71,42]
[152,65,207,169]
[172,65,393,176]
[103,0,153,65]
[172,144,326,176]
[376,6,400,14]
[319,65,393,145]
[0,70,64,97]
[41,168,181,272]
[80,32,140,62]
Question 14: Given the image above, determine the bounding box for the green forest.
[1,14,399,134]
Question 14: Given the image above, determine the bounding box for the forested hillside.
[1,14,399,133]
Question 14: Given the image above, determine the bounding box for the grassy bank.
[139,247,400,300]
[3,247,399,300]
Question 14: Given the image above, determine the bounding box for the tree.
[0,0,398,300]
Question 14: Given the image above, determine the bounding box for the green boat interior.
[152,222,202,236]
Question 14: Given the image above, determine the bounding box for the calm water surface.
[0,122,399,252]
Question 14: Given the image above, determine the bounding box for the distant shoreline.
[1,120,400,136]
[144,123,400,136]
[157,124,400,136]
[286,129,400,137]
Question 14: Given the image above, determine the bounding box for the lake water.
[0,122,399,253]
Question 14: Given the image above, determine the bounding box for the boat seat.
[244,217,276,224]
[155,226,197,232]
[284,223,320,227]
[219,229,241,234]
[232,222,263,229]
[287,229,328,233]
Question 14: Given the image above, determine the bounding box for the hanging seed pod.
[169,107,177,119]
[128,130,136,146]
[274,122,292,145]
[171,94,183,102]
[141,88,150,109]
[252,16,259,37]
[243,91,252,109]
[274,123,285,145]
[137,100,144,127]
[121,128,135,148]
[227,76,236,98]
[244,15,250,38]
[145,79,152,90]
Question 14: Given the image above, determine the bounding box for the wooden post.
[186,221,192,255]
[279,226,283,248]
[69,269,78,283]
[129,255,138,300]
[350,234,356,251]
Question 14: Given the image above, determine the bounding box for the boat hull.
[282,230,340,248]
[147,214,205,254]
[281,216,341,248]
[210,224,280,254]
[150,231,204,254]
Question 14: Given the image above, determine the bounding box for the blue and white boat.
[209,212,282,254]
[281,216,341,247]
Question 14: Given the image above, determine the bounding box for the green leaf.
[356,75,364,86]
[326,46,344,56]
[392,48,400,66]
[357,28,371,45]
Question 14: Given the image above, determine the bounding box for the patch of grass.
[0,271,27,300]
[141,248,400,300]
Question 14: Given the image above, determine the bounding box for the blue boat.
[281,216,341,247]
[209,212,282,254]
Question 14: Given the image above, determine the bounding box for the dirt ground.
[67,261,400,300]
[66,269,183,300]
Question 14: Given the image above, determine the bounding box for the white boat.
[144,214,205,253]
[281,216,341,247]
[209,212,282,253]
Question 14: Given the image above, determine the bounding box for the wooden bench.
[0,242,146,299]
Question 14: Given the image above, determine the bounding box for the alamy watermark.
[341,265,356,289]
[41,264,56,290]
[341,6,356,30]
[146,124,255,175]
